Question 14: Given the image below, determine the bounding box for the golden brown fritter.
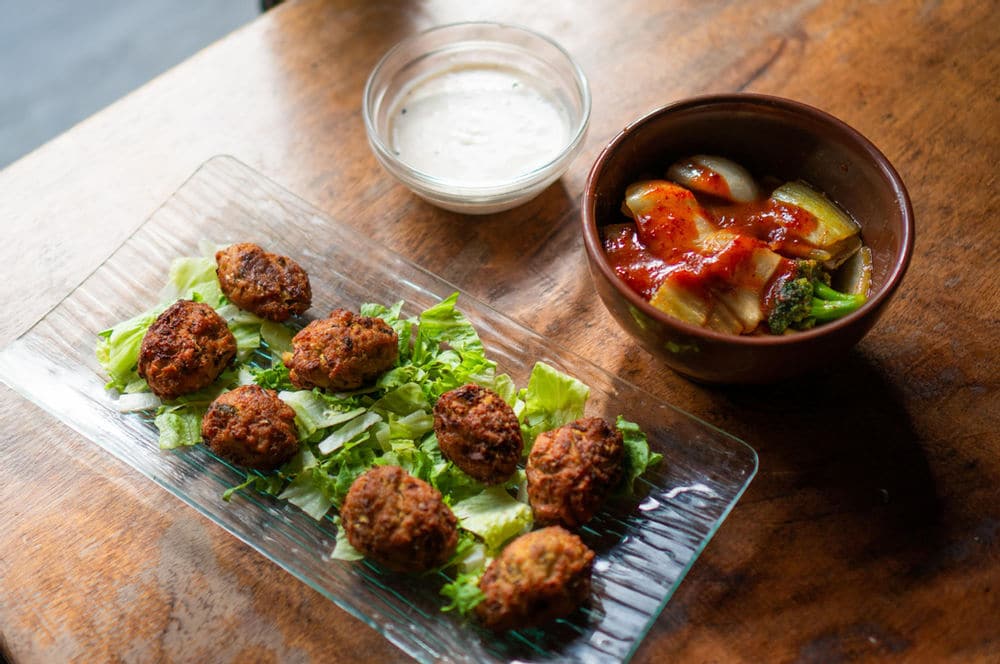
[526,417,624,528]
[433,384,523,485]
[340,465,458,573]
[215,242,312,321]
[201,384,299,471]
[476,526,595,632]
[283,309,398,391]
[137,299,237,401]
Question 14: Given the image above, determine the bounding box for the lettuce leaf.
[409,293,498,398]
[440,571,485,616]
[260,320,295,354]
[414,292,484,358]
[279,470,335,520]
[96,310,161,392]
[154,406,204,449]
[251,360,294,391]
[96,249,270,394]
[317,411,382,455]
[332,524,365,561]
[451,486,533,552]
[161,255,225,307]
[386,410,434,441]
[278,390,366,439]
[371,382,430,416]
[222,472,285,501]
[374,442,436,482]
[519,361,590,449]
[617,415,663,494]
[419,434,485,504]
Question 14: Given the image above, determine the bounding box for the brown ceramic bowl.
[582,94,914,384]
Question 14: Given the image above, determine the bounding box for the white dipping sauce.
[388,64,571,187]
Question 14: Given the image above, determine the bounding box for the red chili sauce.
[709,198,819,259]
[602,186,819,315]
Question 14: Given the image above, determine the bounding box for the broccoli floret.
[767,260,867,334]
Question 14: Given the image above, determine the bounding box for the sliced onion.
[770,180,861,251]
[667,155,760,203]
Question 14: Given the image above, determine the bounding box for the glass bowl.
[363,22,591,214]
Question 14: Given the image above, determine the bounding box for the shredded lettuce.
[317,411,382,455]
[414,292,485,358]
[278,390,366,439]
[113,391,161,413]
[100,273,663,618]
[222,472,285,502]
[279,469,335,520]
[371,382,430,416]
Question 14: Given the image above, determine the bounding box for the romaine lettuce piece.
[260,320,295,354]
[519,361,590,449]
[279,469,335,520]
[617,415,663,495]
[251,361,293,391]
[374,442,435,483]
[317,411,382,455]
[451,486,533,552]
[440,571,485,616]
[113,392,162,413]
[371,382,430,416]
[222,472,285,502]
[332,526,365,561]
[417,434,485,503]
[97,247,273,392]
[414,292,484,357]
[161,255,225,307]
[278,390,365,438]
[386,410,434,440]
[155,406,204,449]
[96,310,161,392]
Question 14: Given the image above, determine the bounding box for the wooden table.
[1,1,997,661]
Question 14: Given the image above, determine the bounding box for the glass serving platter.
[0,156,757,663]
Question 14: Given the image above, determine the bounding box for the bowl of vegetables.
[582,94,914,383]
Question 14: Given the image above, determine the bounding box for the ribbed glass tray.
[0,156,756,663]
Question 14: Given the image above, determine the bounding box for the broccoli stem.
[810,281,866,321]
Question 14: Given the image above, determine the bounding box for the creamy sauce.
[389,64,571,187]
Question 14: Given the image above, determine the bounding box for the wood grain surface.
[1,0,997,662]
